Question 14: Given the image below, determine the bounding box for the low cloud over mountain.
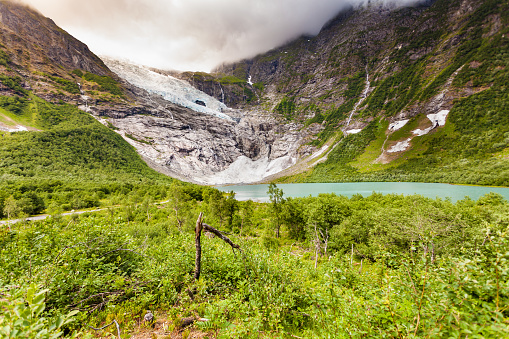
[21,0,425,71]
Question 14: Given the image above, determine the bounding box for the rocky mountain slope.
[100,58,318,184]
[0,1,316,185]
[1,0,508,186]
[185,0,509,185]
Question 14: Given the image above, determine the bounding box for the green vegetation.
[217,75,245,85]
[1,185,508,337]
[0,95,28,115]
[82,72,123,96]
[253,82,264,91]
[0,95,177,218]
[47,75,80,95]
[0,49,11,68]
[125,133,151,145]
[0,75,28,95]
[71,69,84,78]
[274,96,296,120]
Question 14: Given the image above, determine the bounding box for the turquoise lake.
[216,182,509,203]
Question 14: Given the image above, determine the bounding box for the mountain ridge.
[181,0,509,185]
[0,0,508,187]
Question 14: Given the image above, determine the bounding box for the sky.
[20,0,423,72]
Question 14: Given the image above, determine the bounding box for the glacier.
[102,57,235,121]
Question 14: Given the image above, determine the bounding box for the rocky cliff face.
[0,1,109,76]
[89,61,318,184]
[188,0,501,122]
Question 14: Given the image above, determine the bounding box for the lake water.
[216,182,509,203]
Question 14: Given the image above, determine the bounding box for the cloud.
[21,0,424,72]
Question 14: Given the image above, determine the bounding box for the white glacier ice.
[202,155,297,185]
[102,57,234,121]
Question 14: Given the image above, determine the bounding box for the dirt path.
[0,200,170,226]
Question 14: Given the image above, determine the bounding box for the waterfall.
[345,66,370,128]
[218,82,225,103]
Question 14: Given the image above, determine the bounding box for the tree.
[3,195,20,231]
[205,189,226,228]
[169,182,191,231]
[239,200,255,236]
[267,183,284,238]
[307,194,351,257]
[3,195,20,220]
[224,191,239,230]
[281,197,306,240]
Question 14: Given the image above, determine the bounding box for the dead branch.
[69,281,151,311]
[176,316,209,331]
[194,212,204,281]
[203,223,241,252]
[194,213,241,281]
[54,237,102,264]
[88,319,121,339]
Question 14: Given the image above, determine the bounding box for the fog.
[21,0,424,72]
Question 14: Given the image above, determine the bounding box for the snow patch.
[345,129,363,135]
[203,155,296,185]
[412,110,449,136]
[78,105,92,113]
[102,57,234,121]
[412,127,433,136]
[247,75,253,86]
[389,119,409,131]
[427,110,449,126]
[387,138,411,153]
[0,125,28,132]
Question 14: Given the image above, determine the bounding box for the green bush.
[83,72,123,96]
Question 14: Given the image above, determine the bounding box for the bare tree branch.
[202,223,241,252]
[194,212,204,281]
[88,319,121,339]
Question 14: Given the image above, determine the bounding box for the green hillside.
[0,95,175,217]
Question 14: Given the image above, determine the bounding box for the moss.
[125,133,152,145]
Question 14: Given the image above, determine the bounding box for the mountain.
[0,0,508,189]
[0,0,313,187]
[184,0,509,186]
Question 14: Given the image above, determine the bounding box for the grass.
[349,119,389,172]
[0,110,19,128]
